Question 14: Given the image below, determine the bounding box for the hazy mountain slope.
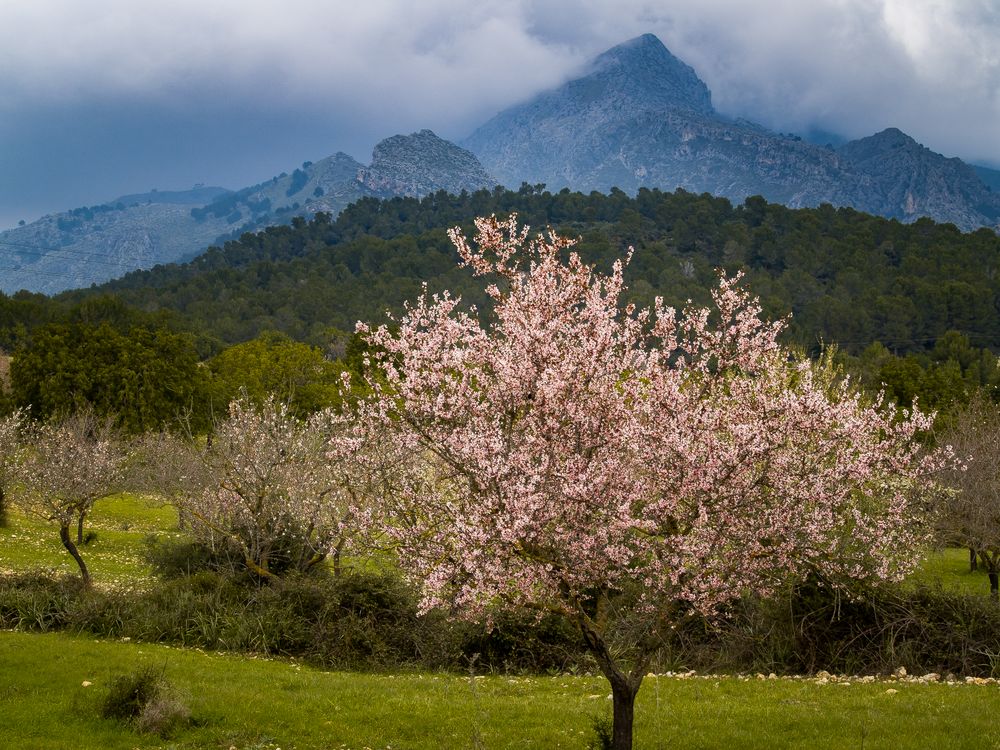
[973,164,1000,193]
[0,194,238,295]
[1,132,492,295]
[837,128,1000,227]
[463,33,1000,232]
[188,152,368,238]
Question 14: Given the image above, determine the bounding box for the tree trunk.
[577,610,646,750]
[970,548,978,572]
[609,675,640,750]
[77,510,87,545]
[60,524,91,587]
[989,571,998,600]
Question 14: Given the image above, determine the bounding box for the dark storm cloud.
[1,0,997,228]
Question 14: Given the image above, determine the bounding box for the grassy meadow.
[2,494,1000,749]
[0,495,181,585]
[2,629,1000,749]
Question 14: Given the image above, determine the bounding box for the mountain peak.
[837,127,926,164]
[359,130,493,198]
[868,127,919,148]
[588,33,713,114]
[594,32,671,64]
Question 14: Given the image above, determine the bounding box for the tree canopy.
[10,321,210,433]
[348,216,947,750]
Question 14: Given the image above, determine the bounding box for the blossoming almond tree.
[13,409,127,586]
[0,410,25,524]
[180,397,359,578]
[352,216,944,750]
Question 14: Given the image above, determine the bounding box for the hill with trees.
[2,185,998,428]
[82,186,1000,356]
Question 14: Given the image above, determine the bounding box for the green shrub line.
[3,563,999,678]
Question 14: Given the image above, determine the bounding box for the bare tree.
[127,429,210,531]
[13,409,128,586]
[939,395,1000,597]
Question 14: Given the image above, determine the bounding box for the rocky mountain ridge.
[463,33,1000,232]
[358,129,493,198]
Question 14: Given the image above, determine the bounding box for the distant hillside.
[463,33,1000,232]
[0,194,238,296]
[0,132,492,295]
[65,186,1000,362]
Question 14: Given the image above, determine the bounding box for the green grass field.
[3,495,1000,749]
[911,547,993,596]
[2,629,999,750]
[0,495,180,585]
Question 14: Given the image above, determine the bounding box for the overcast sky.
[2,0,998,229]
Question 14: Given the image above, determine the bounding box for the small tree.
[351,216,944,750]
[127,429,212,532]
[207,332,342,417]
[179,397,356,578]
[13,409,127,586]
[0,410,25,525]
[938,395,1000,597]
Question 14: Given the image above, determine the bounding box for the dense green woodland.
[1,186,998,429]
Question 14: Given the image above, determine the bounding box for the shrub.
[136,692,192,737]
[5,568,1000,678]
[459,609,583,674]
[100,664,190,737]
[142,534,241,578]
[0,572,86,631]
[101,665,166,720]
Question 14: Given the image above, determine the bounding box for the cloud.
[0,1,580,136]
[1,0,997,226]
